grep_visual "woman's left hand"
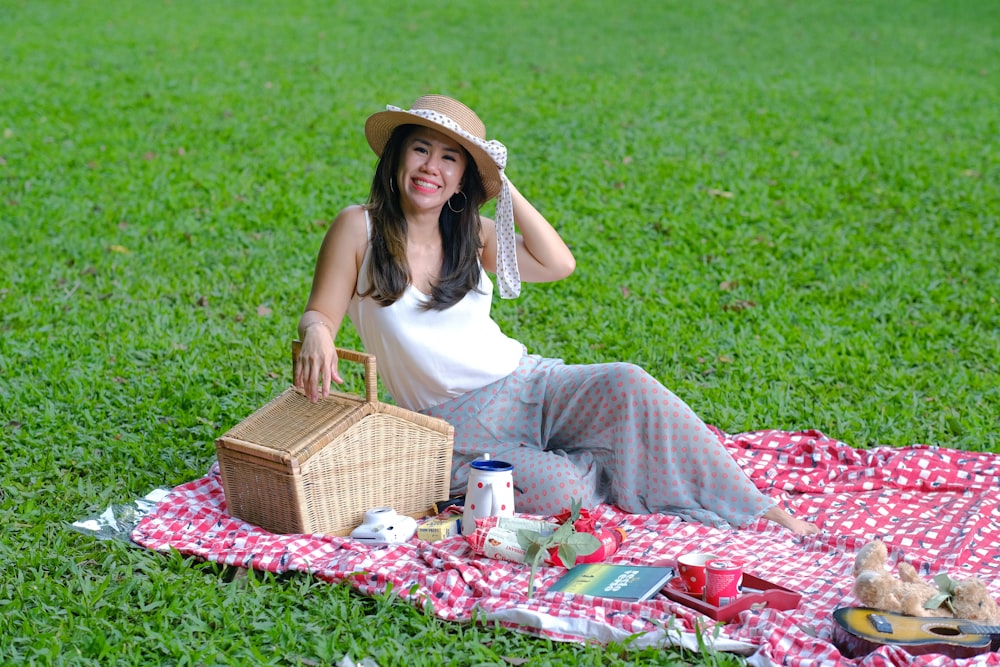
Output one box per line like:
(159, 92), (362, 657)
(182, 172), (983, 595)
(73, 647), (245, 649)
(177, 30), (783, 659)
(482, 179), (576, 283)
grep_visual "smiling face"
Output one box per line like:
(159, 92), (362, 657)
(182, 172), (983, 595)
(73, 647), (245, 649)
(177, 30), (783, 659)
(396, 127), (469, 216)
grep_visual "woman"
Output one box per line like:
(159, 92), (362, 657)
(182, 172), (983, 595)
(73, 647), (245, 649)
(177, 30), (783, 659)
(294, 94), (817, 535)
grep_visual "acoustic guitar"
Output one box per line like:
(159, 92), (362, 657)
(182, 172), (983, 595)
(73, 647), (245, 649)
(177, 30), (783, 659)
(832, 606), (1000, 659)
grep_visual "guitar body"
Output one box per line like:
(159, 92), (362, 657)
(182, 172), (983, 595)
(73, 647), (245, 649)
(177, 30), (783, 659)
(833, 607), (1000, 659)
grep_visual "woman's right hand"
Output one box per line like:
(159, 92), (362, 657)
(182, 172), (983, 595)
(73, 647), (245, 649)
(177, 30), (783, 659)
(294, 321), (343, 402)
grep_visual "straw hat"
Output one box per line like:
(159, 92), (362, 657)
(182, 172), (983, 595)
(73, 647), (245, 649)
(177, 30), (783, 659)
(364, 94), (521, 299)
(364, 95), (505, 201)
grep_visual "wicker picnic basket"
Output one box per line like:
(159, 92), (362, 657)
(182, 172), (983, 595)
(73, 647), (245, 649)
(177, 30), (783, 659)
(215, 345), (454, 536)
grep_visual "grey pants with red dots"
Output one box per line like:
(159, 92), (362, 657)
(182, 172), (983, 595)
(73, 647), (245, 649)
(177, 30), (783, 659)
(420, 354), (774, 529)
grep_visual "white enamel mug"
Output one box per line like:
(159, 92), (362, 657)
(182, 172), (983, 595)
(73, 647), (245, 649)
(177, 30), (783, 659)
(462, 455), (515, 536)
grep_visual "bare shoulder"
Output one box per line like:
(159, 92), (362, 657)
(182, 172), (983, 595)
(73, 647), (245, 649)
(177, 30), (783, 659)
(331, 204), (369, 239)
(323, 205), (368, 259)
(305, 205), (368, 316)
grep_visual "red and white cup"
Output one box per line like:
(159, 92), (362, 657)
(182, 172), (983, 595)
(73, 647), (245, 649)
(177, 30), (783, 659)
(676, 552), (717, 596)
(704, 558), (744, 606)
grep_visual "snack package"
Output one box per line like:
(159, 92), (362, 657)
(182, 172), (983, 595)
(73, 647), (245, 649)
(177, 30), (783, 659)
(465, 510), (627, 566)
(417, 515), (462, 542)
(465, 515), (557, 564)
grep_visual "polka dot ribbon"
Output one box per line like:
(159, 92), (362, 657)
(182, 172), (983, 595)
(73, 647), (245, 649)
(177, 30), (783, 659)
(387, 105), (521, 299)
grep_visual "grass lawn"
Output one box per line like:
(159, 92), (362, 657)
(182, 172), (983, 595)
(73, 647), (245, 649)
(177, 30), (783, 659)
(1, 0), (997, 664)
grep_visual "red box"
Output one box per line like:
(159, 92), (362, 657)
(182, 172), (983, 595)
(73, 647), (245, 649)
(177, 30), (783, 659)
(663, 573), (802, 622)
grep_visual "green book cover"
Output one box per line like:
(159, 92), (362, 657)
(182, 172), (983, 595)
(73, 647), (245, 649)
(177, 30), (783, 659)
(547, 564), (675, 601)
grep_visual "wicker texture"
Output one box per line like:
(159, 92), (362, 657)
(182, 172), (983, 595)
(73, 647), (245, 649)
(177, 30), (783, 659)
(215, 346), (454, 536)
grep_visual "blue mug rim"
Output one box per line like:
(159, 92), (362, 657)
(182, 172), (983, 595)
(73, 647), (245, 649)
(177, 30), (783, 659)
(470, 459), (513, 472)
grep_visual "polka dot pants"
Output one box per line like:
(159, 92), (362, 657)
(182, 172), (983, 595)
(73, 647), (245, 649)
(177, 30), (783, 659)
(421, 355), (774, 529)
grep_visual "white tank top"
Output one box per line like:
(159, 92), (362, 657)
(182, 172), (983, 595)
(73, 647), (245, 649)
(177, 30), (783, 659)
(347, 211), (524, 411)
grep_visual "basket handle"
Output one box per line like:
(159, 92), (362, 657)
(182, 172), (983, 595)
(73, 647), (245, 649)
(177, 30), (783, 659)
(291, 340), (379, 404)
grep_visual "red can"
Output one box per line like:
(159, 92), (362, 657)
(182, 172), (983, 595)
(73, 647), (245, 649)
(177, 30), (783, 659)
(548, 527), (626, 567)
(704, 558), (743, 606)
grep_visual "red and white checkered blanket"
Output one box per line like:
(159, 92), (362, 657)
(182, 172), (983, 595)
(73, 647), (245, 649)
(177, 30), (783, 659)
(133, 429), (1000, 666)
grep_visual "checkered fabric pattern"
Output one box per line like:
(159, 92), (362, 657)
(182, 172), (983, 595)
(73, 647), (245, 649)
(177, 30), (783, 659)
(133, 429), (1000, 666)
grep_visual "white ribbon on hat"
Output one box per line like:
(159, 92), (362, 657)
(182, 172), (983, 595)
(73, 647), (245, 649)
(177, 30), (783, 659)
(387, 104), (521, 299)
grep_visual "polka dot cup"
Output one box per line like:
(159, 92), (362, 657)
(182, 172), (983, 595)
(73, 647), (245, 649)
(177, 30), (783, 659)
(462, 457), (515, 536)
(676, 552), (718, 596)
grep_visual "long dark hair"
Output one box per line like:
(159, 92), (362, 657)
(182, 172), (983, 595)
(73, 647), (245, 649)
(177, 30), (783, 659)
(362, 124), (488, 311)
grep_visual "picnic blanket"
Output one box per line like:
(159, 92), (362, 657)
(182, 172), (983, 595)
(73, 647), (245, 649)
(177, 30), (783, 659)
(132, 429), (1000, 666)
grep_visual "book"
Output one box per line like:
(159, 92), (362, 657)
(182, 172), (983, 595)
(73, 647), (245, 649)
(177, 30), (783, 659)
(546, 564), (675, 601)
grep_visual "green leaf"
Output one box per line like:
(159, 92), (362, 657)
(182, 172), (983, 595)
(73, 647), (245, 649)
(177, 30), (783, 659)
(516, 529), (548, 550)
(557, 544), (578, 568)
(549, 522), (574, 543)
(565, 532), (602, 553)
(924, 591), (951, 610)
(933, 572), (960, 595)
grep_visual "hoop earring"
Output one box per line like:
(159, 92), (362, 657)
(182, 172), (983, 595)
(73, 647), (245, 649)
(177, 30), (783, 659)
(389, 178), (396, 193)
(447, 191), (467, 213)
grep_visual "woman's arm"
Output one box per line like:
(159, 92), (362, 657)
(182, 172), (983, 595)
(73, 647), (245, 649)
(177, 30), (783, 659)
(294, 205), (368, 402)
(481, 180), (575, 283)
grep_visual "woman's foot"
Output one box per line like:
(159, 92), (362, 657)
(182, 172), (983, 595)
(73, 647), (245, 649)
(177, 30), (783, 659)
(763, 506), (819, 535)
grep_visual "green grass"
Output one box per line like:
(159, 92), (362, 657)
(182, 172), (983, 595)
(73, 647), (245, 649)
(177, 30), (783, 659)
(1, 0), (997, 664)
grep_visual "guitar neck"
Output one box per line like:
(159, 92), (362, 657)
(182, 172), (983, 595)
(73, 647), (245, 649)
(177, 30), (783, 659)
(959, 623), (1000, 637)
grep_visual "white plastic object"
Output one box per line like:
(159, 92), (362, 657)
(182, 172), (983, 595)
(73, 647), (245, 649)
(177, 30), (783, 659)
(350, 507), (418, 543)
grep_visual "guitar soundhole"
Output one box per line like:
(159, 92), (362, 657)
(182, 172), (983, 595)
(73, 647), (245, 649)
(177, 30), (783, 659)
(927, 625), (962, 637)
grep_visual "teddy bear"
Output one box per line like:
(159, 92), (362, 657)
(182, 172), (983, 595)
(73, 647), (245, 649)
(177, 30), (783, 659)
(851, 539), (1000, 624)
